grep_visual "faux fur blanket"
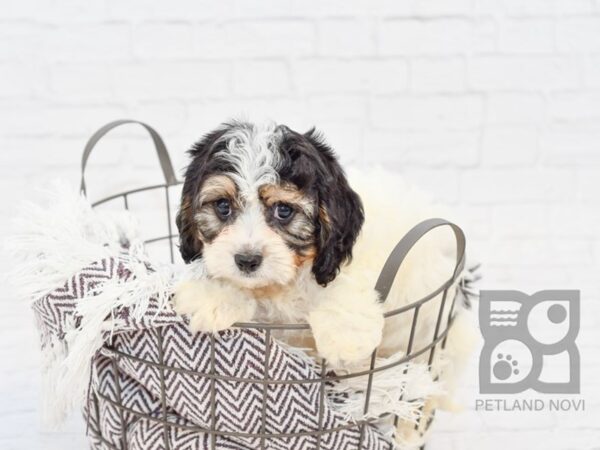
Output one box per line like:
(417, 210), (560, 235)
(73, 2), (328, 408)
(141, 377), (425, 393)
(7, 184), (443, 450)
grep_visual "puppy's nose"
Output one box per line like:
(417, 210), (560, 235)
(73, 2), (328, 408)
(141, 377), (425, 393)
(234, 252), (263, 273)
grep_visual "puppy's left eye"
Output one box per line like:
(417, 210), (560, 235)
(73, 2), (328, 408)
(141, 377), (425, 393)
(274, 203), (295, 222)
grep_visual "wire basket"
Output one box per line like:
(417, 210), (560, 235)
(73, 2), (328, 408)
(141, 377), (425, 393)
(80, 120), (466, 450)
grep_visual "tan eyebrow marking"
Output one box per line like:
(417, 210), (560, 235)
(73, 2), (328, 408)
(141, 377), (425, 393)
(259, 183), (315, 217)
(198, 175), (238, 204)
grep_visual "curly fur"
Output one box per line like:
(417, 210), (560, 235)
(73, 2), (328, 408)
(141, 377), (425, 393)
(173, 122), (478, 447)
(176, 121), (364, 287)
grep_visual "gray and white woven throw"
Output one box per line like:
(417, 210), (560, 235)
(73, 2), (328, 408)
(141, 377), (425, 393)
(33, 254), (395, 450)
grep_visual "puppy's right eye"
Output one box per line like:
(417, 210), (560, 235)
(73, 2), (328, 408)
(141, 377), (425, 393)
(214, 198), (232, 219)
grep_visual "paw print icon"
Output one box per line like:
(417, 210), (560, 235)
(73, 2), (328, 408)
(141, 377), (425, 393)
(479, 290), (580, 394)
(494, 353), (520, 380)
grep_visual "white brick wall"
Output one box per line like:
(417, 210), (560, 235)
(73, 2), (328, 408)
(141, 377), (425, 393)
(1, 0), (599, 448)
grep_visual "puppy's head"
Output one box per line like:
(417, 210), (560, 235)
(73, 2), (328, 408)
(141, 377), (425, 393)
(176, 121), (363, 290)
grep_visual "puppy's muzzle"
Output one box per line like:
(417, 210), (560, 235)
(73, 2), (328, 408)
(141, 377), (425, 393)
(234, 252), (263, 273)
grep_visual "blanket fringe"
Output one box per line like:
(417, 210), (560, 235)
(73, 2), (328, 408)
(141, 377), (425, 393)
(4, 181), (142, 301)
(4, 181), (178, 427)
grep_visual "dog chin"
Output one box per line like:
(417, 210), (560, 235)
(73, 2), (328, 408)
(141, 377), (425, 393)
(226, 274), (273, 290)
(210, 269), (292, 292)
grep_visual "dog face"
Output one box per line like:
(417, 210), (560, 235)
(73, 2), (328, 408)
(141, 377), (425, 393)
(176, 121), (363, 290)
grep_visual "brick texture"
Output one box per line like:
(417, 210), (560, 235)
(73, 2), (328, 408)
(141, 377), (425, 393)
(1, 0), (599, 449)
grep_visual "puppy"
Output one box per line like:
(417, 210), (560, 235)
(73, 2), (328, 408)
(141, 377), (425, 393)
(173, 121), (385, 365)
(173, 121), (477, 446)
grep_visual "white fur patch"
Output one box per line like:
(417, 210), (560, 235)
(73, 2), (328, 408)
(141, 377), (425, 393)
(202, 202), (298, 289)
(215, 121), (284, 200)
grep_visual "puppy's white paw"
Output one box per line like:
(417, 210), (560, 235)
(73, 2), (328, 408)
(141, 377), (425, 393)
(174, 280), (255, 333)
(309, 292), (384, 366)
(310, 322), (382, 366)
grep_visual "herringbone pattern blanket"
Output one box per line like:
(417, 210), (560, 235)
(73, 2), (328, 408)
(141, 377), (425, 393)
(33, 255), (395, 449)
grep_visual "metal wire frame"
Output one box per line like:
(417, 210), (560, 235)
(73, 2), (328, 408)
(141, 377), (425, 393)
(85, 181), (464, 450)
(75, 119), (468, 449)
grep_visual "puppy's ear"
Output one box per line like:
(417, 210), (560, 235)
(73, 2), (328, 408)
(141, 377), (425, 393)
(305, 129), (364, 286)
(176, 194), (203, 263)
(176, 129), (225, 263)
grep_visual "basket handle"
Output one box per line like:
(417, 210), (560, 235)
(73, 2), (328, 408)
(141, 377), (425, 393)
(375, 218), (466, 303)
(80, 119), (179, 195)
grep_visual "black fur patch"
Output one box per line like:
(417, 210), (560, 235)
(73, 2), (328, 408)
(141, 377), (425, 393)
(176, 128), (232, 262)
(275, 127), (364, 286)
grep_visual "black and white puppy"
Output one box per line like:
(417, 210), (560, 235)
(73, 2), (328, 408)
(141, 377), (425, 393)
(174, 121), (384, 365)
